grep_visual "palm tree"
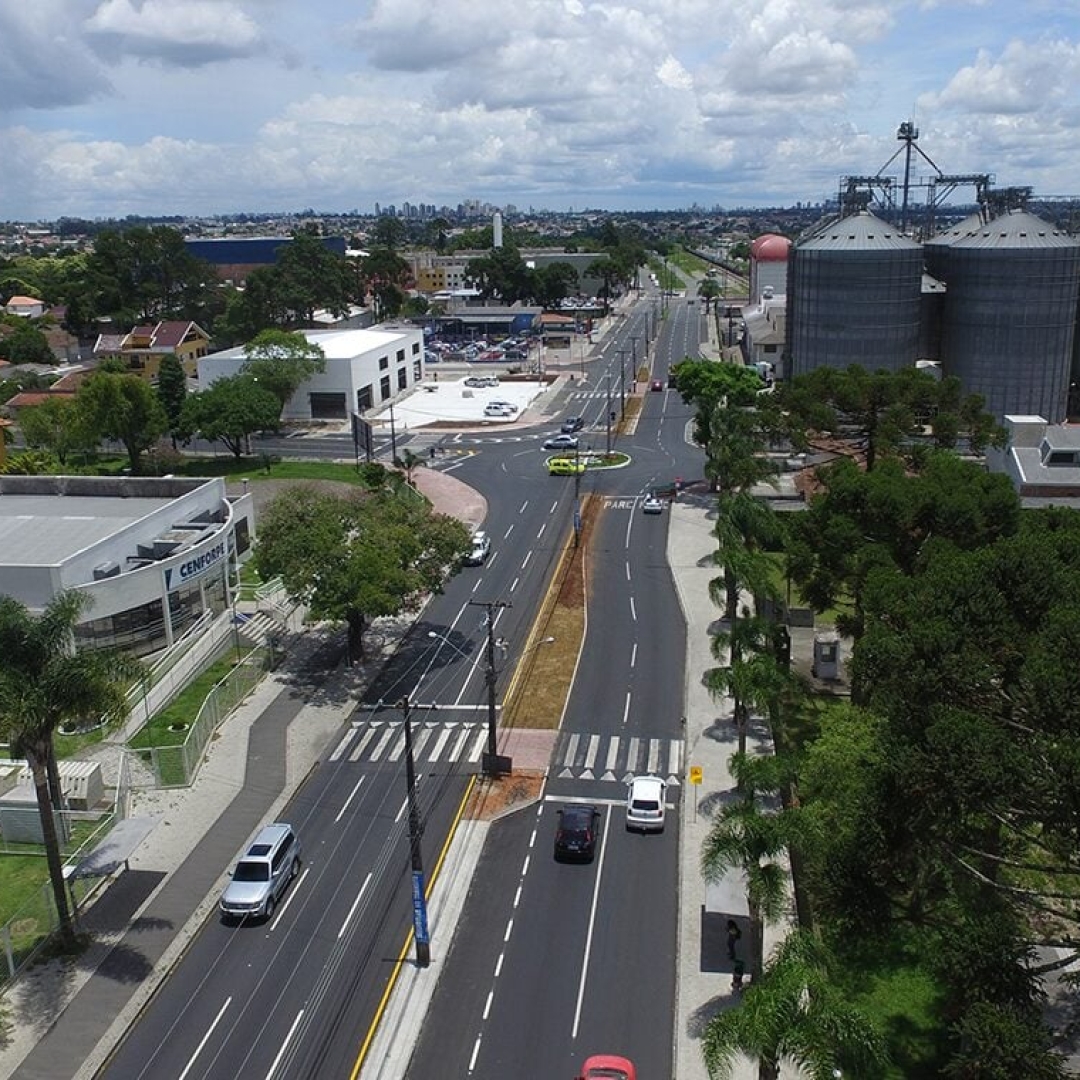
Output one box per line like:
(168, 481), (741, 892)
(701, 753), (791, 987)
(702, 928), (889, 1080)
(0, 592), (139, 948)
(395, 447), (426, 487)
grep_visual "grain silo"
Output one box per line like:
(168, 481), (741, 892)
(787, 210), (923, 377)
(932, 209), (1080, 423)
(749, 234), (791, 304)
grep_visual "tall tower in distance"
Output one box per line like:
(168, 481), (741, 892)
(493, 211), (503, 249)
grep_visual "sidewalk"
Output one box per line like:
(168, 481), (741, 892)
(669, 497), (799, 1080)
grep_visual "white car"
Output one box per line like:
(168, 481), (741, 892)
(463, 531), (491, 566)
(484, 403), (515, 417)
(626, 775), (667, 832)
(641, 495), (664, 514)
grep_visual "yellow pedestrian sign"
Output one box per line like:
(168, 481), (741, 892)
(689, 765), (703, 785)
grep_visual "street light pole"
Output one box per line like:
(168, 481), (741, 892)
(467, 599), (511, 776)
(397, 695), (431, 968)
(389, 399), (398, 463)
(630, 334), (639, 384)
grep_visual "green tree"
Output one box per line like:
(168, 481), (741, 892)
(0, 322), (55, 364)
(465, 245), (532, 304)
(697, 276), (722, 313)
(84, 226), (217, 325)
(785, 453), (1019, 642)
(156, 354), (188, 448)
(670, 358), (766, 457)
(0, 592), (138, 949)
(372, 216), (407, 251)
(254, 485), (472, 663)
(18, 396), (96, 465)
(240, 329), (326, 413)
(702, 928), (889, 1080)
(776, 366), (1005, 472)
(274, 226), (353, 326)
(395, 447), (426, 486)
(532, 262), (580, 308)
(180, 375), (281, 458)
(360, 248), (412, 318)
(75, 370), (169, 475)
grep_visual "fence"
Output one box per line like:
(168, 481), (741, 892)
(128, 642), (270, 789)
(0, 755), (129, 988)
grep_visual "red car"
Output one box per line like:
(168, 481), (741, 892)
(576, 1055), (637, 1080)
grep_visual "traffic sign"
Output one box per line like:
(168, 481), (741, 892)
(689, 765), (703, 785)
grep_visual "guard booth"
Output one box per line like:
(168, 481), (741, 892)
(811, 628), (841, 680)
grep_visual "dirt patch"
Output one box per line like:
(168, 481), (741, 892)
(465, 771), (546, 820)
(501, 495), (597, 729)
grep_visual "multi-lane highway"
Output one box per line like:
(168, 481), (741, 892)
(99, 286), (708, 1079)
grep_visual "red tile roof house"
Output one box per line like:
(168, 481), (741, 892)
(93, 320), (211, 380)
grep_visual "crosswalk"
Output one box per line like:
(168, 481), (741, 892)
(329, 720), (488, 768)
(328, 720), (685, 785)
(553, 730), (683, 785)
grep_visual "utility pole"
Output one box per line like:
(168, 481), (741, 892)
(605, 373), (613, 456)
(468, 599), (512, 776)
(389, 399), (398, 463)
(630, 334), (640, 384)
(617, 348), (627, 419)
(397, 695), (432, 967)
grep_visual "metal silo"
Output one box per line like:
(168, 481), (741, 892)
(788, 211), (923, 377)
(935, 210), (1080, 423)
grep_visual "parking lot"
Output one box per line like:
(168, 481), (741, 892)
(367, 374), (549, 429)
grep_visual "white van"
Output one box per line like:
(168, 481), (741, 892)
(220, 823), (301, 921)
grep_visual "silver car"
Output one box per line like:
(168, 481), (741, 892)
(220, 823), (301, 921)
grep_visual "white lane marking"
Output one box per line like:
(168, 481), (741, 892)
(504, 918), (514, 943)
(630, 642), (638, 669)
(269, 867), (308, 931)
(519, 500), (529, 514)
(394, 794), (409, 824)
(482, 990), (494, 1021)
(550, 500), (559, 514)
(469, 1034), (482, 1072)
(503, 523), (514, 539)
(495, 953), (504, 978)
(622, 692), (632, 727)
(338, 874), (372, 939)
(629, 596), (637, 622)
(178, 997), (231, 1080)
(625, 561), (631, 581)
(510, 576), (520, 592)
(521, 854), (530, 877)
(335, 776), (366, 823)
(572, 813), (613, 1038)
(537, 523), (546, 540)
(522, 551), (532, 569)
(263, 1008), (304, 1080)
(514, 884), (523, 908)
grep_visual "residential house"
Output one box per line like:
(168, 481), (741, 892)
(4, 295), (45, 319)
(93, 321), (211, 381)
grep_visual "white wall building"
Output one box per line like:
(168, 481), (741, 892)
(986, 415), (1080, 508)
(197, 326), (425, 421)
(0, 475), (255, 657)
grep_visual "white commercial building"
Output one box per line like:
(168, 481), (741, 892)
(0, 475), (255, 657)
(197, 326), (425, 421)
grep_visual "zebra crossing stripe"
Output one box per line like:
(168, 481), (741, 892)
(330, 723), (361, 762)
(585, 734), (600, 770)
(369, 727), (396, 761)
(348, 724), (383, 762)
(427, 726), (454, 761)
(465, 727), (487, 763)
(647, 738), (661, 774)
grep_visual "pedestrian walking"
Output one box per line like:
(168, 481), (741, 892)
(731, 959), (745, 993)
(726, 918), (741, 961)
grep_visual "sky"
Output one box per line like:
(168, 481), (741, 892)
(2, 0), (1080, 222)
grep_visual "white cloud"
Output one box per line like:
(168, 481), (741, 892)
(0, 0), (1079, 217)
(85, 0), (264, 65)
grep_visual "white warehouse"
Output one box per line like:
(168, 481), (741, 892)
(197, 326), (426, 421)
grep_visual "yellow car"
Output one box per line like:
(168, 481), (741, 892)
(548, 456), (585, 476)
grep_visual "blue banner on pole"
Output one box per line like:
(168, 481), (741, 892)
(411, 870), (430, 945)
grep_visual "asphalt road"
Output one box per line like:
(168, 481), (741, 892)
(408, 291), (703, 1078)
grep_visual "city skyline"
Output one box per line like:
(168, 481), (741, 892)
(3, 1), (1079, 222)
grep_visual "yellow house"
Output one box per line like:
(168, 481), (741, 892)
(93, 321), (211, 380)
